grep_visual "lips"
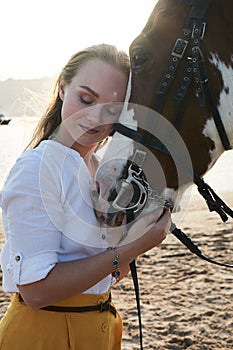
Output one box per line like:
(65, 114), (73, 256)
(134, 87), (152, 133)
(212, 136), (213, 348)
(80, 125), (99, 134)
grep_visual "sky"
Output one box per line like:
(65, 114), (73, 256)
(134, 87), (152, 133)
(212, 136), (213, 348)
(0, 0), (156, 80)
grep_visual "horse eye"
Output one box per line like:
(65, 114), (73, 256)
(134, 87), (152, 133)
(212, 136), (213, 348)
(132, 53), (148, 68)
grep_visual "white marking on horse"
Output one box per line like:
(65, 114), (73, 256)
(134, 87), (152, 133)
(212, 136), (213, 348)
(203, 53), (233, 170)
(96, 71), (136, 197)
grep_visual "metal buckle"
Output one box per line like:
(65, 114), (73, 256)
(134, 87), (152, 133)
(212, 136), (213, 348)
(112, 165), (148, 213)
(191, 22), (206, 39)
(100, 301), (110, 312)
(100, 301), (117, 317)
(132, 149), (147, 168)
(172, 38), (188, 59)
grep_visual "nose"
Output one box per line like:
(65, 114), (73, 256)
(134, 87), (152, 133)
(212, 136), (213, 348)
(85, 105), (103, 125)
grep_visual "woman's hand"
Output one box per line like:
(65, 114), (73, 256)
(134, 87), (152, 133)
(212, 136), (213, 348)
(117, 208), (171, 263)
(122, 208), (169, 244)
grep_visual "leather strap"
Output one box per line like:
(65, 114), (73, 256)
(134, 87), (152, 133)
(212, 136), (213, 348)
(19, 293), (117, 317)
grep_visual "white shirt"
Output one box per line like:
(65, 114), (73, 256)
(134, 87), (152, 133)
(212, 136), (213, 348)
(0, 140), (111, 294)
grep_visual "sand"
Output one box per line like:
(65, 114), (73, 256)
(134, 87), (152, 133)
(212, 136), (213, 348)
(1, 192), (233, 349)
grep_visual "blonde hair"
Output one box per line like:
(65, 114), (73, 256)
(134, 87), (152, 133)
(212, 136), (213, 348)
(27, 44), (130, 149)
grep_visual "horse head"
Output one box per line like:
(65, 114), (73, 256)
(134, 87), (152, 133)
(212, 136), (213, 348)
(92, 0), (233, 228)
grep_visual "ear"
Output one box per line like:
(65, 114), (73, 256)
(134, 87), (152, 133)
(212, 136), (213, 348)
(58, 79), (66, 101)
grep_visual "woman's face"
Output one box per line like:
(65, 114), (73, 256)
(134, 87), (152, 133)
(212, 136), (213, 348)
(58, 59), (128, 154)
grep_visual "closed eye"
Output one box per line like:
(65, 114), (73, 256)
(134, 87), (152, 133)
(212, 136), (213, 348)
(80, 95), (94, 105)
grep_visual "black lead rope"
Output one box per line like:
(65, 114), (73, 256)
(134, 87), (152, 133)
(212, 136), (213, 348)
(194, 174), (233, 222)
(129, 259), (143, 350)
(127, 210), (144, 350)
(171, 223), (233, 268)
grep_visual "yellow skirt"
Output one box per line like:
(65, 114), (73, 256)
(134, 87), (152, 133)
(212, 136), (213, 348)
(0, 292), (122, 350)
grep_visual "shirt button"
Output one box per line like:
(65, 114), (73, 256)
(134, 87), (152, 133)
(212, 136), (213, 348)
(101, 234), (106, 240)
(15, 255), (21, 262)
(6, 264), (12, 272)
(101, 322), (108, 332)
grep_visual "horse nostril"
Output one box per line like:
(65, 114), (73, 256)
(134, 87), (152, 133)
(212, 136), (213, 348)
(91, 190), (99, 198)
(99, 215), (106, 222)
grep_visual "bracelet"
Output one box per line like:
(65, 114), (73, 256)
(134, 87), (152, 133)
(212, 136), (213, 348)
(107, 247), (120, 282)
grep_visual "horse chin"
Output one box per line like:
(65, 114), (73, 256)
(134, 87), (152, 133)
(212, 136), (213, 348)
(91, 188), (124, 227)
(94, 208), (127, 227)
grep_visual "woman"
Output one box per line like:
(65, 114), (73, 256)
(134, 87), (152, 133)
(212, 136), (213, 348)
(0, 44), (171, 349)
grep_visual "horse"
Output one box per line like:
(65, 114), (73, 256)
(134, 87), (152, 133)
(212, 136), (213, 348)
(92, 0), (233, 238)
(92, 3), (233, 346)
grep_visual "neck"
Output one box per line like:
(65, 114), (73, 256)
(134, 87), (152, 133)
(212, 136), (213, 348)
(71, 142), (96, 159)
(50, 125), (97, 158)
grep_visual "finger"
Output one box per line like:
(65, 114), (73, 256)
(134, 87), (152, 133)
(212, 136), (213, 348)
(118, 222), (155, 246)
(159, 210), (172, 233)
(139, 208), (164, 225)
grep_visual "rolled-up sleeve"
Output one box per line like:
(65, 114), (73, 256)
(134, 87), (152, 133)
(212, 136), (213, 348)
(1, 150), (64, 286)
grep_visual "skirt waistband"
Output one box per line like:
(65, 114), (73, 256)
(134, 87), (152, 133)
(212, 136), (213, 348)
(17, 291), (116, 317)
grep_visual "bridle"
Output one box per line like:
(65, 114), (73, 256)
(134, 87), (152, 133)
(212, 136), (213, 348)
(114, 0), (231, 214)
(154, 0), (231, 151)
(112, 0), (233, 257)
(110, 2), (233, 347)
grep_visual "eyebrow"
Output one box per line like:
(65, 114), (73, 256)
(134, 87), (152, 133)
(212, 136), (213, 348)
(80, 85), (99, 98)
